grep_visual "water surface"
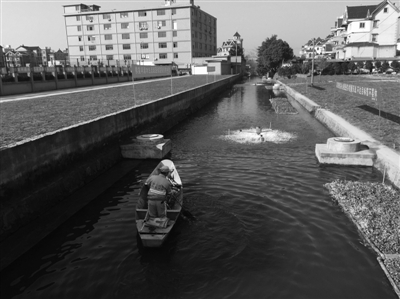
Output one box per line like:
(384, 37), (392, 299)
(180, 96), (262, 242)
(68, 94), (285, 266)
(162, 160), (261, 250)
(1, 78), (396, 299)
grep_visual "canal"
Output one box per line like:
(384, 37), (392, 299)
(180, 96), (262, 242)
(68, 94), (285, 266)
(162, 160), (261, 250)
(1, 77), (396, 299)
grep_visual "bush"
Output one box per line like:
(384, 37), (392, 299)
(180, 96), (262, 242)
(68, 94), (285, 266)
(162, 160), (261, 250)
(381, 61), (390, 72)
(365, 61), (373, 72)
(390, 60), (400, 72)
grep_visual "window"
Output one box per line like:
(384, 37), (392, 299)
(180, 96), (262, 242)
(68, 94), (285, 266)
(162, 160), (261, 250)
(103, 14), (110, 19)
(173, 42), (178, 48)
(105, 34), (112, 40)
(75, 5), (80, 11)
(77, 25), (82, 31)
(87, 25), (94, 31)
(88, 36), (95, 41)
(140, 43), (149, 49)
(122, 33), (130, 39)
(80, 56), (85, 61)
(383, 7), (388, 13)
(78, 36), (82, 41)
(159, 53), (167, 59)
(373, 20), (379, 28)
(139, 22), (148, 30)
(121, 23), (129, 29)
(89, 45), (96, 51)
(359, 22), (365, 28)
(138, 11), (147, 17)
(106, 55), (113, 60)
(120, 12), (128, 18)
(86, 15), (93, 21)
(157, 9), (165, 16)
(90, 55), (97, 60)
(159, 42), (167, 48)
(123, 54), (131, 60)
(174, 53), (178, 59)
(140, 32), (148, 38)
(141, 54), (148, 59)
(79, 46), (83, 51)
(106, 45), (113, 50)
(123, 44), (131, 50)
(76, 16), (81, 21)
(157, 20), (166, 28)
(104, 24), (111, 30)
(372, 34), (378, 42)
(172, 9), (176, 15)
(173, 31), (177, 37)
(172, 20), (177, 29)
(158, 31), (167, 38)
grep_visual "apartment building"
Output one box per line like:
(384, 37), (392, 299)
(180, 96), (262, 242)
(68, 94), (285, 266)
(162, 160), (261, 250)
(341, 0), (400, 59)
(300, 0), (400, 61)
(63, 0), (217, 68)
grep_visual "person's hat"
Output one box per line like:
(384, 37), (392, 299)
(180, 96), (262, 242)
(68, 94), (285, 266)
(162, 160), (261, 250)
(159, 165), (170, 173)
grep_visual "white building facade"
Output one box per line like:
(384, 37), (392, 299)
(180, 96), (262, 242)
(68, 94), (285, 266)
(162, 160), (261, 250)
(63, 0), (217, 68)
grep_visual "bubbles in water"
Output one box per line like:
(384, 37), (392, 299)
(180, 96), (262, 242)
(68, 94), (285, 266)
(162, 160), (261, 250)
(218, 128), (297, 144)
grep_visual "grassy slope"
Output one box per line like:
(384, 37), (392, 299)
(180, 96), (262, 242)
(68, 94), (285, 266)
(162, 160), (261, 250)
(0, 75), (228, 148)
(279, 75), (400, 151)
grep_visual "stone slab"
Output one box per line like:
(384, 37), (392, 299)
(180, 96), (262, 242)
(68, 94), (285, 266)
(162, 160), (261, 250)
(315, 144), (376, 166)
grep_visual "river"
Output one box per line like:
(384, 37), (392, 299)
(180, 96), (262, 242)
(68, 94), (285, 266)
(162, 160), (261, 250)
(1, 77), (396, 299)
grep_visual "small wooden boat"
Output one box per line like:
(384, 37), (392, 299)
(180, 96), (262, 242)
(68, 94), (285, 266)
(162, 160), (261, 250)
(135, 159), (183, 247)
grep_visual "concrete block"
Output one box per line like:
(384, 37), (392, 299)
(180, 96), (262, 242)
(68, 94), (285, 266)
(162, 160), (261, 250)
(315, 144), (376, 166)
(120, 139), (171, 159)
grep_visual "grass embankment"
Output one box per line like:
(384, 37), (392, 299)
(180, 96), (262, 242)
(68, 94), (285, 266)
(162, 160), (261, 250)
(279, 75), (400, 152)
(0, 75), (229, 148)
(325, 180), (400, 294)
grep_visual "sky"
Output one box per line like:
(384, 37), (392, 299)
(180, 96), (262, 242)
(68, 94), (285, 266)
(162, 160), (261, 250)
(1, 0), (397, 57)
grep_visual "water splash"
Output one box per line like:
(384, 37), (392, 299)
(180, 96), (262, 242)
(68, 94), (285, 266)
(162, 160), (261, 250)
(218, 128), (297, 144)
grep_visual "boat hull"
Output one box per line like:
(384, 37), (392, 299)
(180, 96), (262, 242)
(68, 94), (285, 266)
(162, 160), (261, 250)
(135, 159), (183, 247)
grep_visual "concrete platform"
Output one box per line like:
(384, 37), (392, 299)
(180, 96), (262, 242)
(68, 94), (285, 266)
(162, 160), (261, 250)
(120, 134), (172, 159)
(316, 142), (376, 166)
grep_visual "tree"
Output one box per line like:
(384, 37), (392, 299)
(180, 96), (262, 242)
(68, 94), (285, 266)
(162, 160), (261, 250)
(229, 44), (244, 57)
(348, 61), (357, 74)
(341, 62), (349, 74)
(256, 35), (294, 77)
(381, 61), (390, 72)
(333, 62), (342, 75)
(374, 61), (382, 72)
(390, 60), (400, 72)
(302, 61), (311, 74)
(365, 61), (373, 73)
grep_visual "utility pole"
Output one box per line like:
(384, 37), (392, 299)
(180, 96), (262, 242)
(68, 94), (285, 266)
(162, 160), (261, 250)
(311, 38), (315, 86)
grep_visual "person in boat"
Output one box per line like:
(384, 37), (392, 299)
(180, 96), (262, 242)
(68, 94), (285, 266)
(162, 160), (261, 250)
(145, 165), (173, 218)
(259, 134), (264, 142)
(256, 126), (262, 135)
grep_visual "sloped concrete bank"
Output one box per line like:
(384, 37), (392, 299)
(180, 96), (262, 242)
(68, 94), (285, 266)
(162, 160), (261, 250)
(282, 82), (400, 189)
(0, 75), (240, 248)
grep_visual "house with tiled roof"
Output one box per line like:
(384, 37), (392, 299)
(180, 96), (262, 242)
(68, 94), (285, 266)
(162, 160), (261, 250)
(300, 0), (400, 61)
(299, 36), (335, 60)
(15, 45), (43, 66)
(341, 0), (400, 60)
(329, 16), (348, 59)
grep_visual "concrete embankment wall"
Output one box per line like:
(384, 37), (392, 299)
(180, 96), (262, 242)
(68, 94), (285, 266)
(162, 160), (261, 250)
(282, 82), (400, 189)
(0, 75), (240, 239)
